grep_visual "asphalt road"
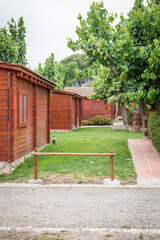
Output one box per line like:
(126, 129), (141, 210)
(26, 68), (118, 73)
(0, 185), (160, 229)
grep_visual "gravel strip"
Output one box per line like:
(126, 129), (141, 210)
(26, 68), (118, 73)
(0, 186), (160, 229)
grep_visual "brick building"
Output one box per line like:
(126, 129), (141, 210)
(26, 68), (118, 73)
(50, 90), (83, 130)
(0, 61), (56, 173)
(64, 87), (115, 120)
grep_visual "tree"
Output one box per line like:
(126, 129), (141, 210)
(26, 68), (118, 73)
(0, 17), (27, 65)
(0, 27), (17, 63)
(63, 61), (78, 86)
(68, 0), (160, 128)
(60, 53), (86, 71)
(35, 53), (79, 89)
(60, 53), (92, 86)
(35, 53), (63, 90)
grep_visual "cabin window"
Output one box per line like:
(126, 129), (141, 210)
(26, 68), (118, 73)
(20, 94), (23, 122)
(24, 95), (28, 122)
(18, 92), (28, 127)
(97, 101), (101, 110)
(92, 101), (101, 110)
(93, 101), (96, 110)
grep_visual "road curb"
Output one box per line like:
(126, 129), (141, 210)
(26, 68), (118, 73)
(1, 227), (160, 234)
(0, 183), (160, 188)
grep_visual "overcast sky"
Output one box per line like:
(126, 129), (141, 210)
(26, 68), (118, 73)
(0, 0), (136, 69)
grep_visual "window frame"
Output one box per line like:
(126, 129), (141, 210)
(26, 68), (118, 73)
(92, 100), (101, 110)
(17, 90), (28, 128)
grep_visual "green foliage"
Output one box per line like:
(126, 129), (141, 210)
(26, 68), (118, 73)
(42, 53), (55, 81)
(0, 27), (17, 62)
(62, 61), (77, 86)
(60, 53), (92, 86)
(35, 53), (91, 88)
(0, 17), (27, 65)
(148, 111), (160, 152)
(81, 120), (89, 126)
(60, 53), (86, 71)
(68, 0), (160, 111)
(35, 53), (63, 89)
(82, 115), (112, 126)
(35, 53), (79, 89)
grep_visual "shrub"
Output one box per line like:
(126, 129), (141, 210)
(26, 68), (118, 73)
(148, 111), (160, 153)
(81, 115), (112, 126)
(81, 120), (88, 126)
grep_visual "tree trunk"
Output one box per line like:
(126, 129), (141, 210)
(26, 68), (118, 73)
(120, 103), (128, 126)
(115, 104), (119, 119)
(130, 103), (142, 132)
(139, 99), (148, 136)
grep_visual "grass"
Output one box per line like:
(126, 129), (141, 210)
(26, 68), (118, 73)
(0, 127), (142, 183)
(121, 224), (131, 229)
(139, 232), (144, 239)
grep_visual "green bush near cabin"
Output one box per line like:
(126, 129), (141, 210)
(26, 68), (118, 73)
(148, 111), (160, 153)
(81, 115), (112, 126)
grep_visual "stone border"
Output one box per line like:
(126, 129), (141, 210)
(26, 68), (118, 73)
(112, 125), (129, 130)
(50, 129), (71, 132)
(1, 226), (160, 234)
(0, 183), (160, 188)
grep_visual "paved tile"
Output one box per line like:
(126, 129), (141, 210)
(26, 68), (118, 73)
(128, 138), (160, 181)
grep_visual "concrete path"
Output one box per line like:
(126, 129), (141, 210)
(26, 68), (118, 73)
(0, 185), (160, 229)
(128, 138), (160, 186)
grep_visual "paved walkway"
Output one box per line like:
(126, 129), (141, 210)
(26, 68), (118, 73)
(128, 138), (160, 185)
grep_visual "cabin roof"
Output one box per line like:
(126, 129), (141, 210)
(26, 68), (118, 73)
(53, 89), (83, 99)
(0, 61), (56, 89)
(64, 86), (94, 97)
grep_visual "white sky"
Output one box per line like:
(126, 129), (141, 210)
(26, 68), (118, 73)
(0, 0), (136, 69)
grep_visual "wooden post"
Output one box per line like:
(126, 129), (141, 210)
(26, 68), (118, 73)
(34, 147), (38, 180)
(110, 150), (114, 181)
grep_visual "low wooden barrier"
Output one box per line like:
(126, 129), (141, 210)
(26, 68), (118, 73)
(32, 148), (116, 181)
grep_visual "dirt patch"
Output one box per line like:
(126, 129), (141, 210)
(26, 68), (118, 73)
(1, 172), (137, 185)
(40, 173), (136, 185)
(41, 173), (105, 184)
(0, 230), (66, 240)
(1, 230), (160, 240)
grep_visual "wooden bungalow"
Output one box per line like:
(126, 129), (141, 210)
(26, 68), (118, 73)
(64, 87), (115, 120)
(0, 61), (56, 173)
(50, 90), (83, 130)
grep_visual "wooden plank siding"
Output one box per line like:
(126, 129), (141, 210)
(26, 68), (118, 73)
(50, 92), (70, 130)
(0, 61), (56, 163)
(15, 78), (34, 160)
(0, 70), (9, 162)
(82, 99), (115, 120)
(37, 86), (48, 148)
(50, 90), (83, 130)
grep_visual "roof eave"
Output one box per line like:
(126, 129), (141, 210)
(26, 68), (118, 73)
(0, 61), (56, 89)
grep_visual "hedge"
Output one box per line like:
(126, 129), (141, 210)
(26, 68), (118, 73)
(81, 115), (113, 126)
(148, 112), (160, 153)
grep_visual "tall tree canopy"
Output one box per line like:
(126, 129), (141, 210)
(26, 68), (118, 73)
(60, 53), (86, 71)
(60, 53), (92, 86)
(68, 0), (160, 119)
(35, 53), (79, 89)
(35, 53), (63, 90)
(0, 17), (27, 65)
(35, 53), (90, 88)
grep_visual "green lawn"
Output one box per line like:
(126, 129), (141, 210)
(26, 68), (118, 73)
(0, 127), (142, 183)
